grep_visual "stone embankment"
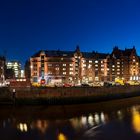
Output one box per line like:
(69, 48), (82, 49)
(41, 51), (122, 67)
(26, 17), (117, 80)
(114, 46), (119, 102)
(8, 85), (140, 105)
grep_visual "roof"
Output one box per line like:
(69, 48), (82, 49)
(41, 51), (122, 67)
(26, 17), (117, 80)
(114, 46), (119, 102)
(31, 50), (75, 58)
(31, 50), (109, 59)
(82, 52), (94, 58)
(110, 47), (136, 59)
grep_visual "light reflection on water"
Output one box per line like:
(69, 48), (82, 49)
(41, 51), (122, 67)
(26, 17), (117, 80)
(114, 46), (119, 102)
(1, 103), (140, 139)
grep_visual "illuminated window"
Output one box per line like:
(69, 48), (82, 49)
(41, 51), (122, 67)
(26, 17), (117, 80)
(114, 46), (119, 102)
(117, 72), (120, 75)
(70, 68), (73, 70)
(95, 64), (98, 67)
(117, 69), (120, 71)
(101, 64), (104, 67)
(83, 64), (86, 67)
(55, 67), (59, 70)
(88, 64), (92, 68)
(63, 72), (66, 75)
(63, 68), (66, 70)
(95, 77), (99, 81)
(95, 60), (98, 63)
(117, 62), (120, 64)
(89, 60), (92, 63)
(117, 65), (120, 68)
(63, 64), (66, 66)
(69, 72), (73, 75)
(70, 64), (73, 66)
(112, 65), (115, 67)
(101, 68), (104, 71)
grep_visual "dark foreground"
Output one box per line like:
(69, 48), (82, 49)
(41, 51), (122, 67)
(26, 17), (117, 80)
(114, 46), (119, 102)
(1, 96), (140, 140)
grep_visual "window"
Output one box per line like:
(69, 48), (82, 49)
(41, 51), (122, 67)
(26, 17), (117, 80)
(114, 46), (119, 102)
(70, 64), (73, 66)
(55, 67), (59, 70)
(41, 55), (44, 59)
(69, 72), (73, 75)
(63, 68), (66, 70)
(95, 60), (98, 63)
(112, 65), (115, 67)
(70, 68), (73, 70)
(88, 64), (92, 68)
(63, 64), (66, 66)
(63, 72), (66, 75)
(83, 64), (86, 67)
(101, 64), (104, 67)
(89, 60), (92, 63)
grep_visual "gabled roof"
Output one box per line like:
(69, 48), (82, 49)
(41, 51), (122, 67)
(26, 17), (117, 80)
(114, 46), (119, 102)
(123, 49), (133, 57)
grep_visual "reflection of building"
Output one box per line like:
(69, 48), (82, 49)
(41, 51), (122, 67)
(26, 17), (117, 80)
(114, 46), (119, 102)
(30, 46), (140, 85)
(6, 61), (21, 78)
(0, 56), (6, 83)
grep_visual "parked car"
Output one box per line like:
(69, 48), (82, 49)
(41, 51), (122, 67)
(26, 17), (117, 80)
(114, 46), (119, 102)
(81, 83), (90, 87)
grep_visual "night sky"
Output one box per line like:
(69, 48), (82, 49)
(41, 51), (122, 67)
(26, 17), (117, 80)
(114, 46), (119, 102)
(0, 0), (140, 67)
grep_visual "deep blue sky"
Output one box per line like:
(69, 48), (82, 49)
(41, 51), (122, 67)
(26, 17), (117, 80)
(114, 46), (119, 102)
(0, 0), (140, 66)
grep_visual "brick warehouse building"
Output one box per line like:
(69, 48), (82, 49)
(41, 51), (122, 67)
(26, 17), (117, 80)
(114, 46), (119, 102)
(29, 46), (140, 85)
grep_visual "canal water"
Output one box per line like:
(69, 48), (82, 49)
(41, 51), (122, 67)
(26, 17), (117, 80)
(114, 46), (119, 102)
(1, 97), (140, 140)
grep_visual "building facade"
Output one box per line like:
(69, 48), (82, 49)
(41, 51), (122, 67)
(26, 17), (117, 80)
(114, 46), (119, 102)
(30, 46), (108, 85)
(107, 46), (140, 82)
(30, 46), (140, 85)
(0, 56), (5, 84)
(6, 61), (21, 78)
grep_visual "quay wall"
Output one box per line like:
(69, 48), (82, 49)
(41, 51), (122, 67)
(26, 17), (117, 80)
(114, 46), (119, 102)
(10, 86), (140, 105)
(15, 86), (140, 98)
(1, 86), (140, 105)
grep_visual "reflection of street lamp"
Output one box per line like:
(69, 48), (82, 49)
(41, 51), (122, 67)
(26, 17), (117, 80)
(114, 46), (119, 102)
(58, 133), (67, 140)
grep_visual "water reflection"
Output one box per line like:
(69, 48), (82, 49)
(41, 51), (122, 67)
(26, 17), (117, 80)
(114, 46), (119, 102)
(58, 133), (67, 140)
(1, 102), (140, 139)
(131, 106), (140, 133)
(17, 123), (28, 132)
(31, 120), (48, 133)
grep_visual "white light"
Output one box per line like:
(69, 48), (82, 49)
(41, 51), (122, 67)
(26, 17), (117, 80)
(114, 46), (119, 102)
(101, 112), (105, 123)
(95, 113), (100, 124)
(81, 116), (87, 125)
(88, 115), (94, 126)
